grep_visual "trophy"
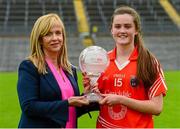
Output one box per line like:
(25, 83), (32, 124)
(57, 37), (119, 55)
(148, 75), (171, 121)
(79, 46), (109, 102)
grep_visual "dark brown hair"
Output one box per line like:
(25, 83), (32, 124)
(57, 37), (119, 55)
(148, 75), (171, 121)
(111, 6), (161, 88)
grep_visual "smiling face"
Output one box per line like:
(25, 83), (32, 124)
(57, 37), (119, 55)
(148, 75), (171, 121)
(111, 14), (138, 46)
(41, 22), (63, 56)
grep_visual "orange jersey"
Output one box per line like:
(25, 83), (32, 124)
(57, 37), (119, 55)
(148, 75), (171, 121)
(97, 47), (167, 128)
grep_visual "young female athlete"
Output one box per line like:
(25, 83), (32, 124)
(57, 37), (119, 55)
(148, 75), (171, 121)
(83, 6), (167, 128)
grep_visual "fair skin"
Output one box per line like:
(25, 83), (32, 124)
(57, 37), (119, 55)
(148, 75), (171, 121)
(42, 23), (63, 66)
(111, 14), (137, 65)
(42, 22), (89, 107)
(83, 14), (163, 115)
(100, 14), (163, 115)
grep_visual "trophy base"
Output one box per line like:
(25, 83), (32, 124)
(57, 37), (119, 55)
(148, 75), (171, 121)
(85, 92), (102, 103)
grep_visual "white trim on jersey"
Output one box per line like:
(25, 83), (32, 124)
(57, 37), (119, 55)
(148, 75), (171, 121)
(149, 77), (161, 98)
(115, 60), (130, 71)
(160, 75), (167, 90)
(148, 74), (167, 98)
(98, 116), (122, 128)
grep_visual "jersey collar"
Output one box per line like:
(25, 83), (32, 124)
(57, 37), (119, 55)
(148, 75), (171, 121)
(108, 46), (138, 61)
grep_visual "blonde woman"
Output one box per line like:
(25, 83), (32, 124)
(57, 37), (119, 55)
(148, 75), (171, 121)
(17, 13), (89, 128)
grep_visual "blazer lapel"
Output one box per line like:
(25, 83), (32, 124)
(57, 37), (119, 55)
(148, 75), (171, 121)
(64, 70), (80, 96)
(44, 67), (62, 97)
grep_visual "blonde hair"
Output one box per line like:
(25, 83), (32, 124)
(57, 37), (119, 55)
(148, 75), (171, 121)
(111, 6), (160, 88)
(28, 13), (72, 74)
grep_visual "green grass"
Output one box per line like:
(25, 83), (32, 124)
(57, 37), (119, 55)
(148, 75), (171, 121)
(154, 71), (180, 128)
(0, 71), (180, 128)
(0, 72), (20, 127)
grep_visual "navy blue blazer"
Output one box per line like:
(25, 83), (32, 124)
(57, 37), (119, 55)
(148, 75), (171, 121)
(17, 60), (82, 128)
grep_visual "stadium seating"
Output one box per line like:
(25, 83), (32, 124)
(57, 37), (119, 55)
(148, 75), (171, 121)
(0, 0), (179, 36)
(0, 0), (78, 36)
(83, 0), (179, 35)
(170, 0), (180, 13)
(0, 36), (180, 71)
(0, 37), (29, 71)
(0, 37), (85, 71)
(0, 0), (179, 71)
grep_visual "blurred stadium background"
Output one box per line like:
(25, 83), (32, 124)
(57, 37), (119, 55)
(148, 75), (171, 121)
(0, 0), (179, 71)
(0, 0), (180, 128)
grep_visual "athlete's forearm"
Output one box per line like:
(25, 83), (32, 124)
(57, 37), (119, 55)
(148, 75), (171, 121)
(119, 94), (163, 115)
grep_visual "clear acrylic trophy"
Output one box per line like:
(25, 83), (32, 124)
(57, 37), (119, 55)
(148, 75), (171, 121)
(79, 46), (109, 102)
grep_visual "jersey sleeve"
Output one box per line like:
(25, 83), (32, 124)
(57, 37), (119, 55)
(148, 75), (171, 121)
(148, 68), (167, 99)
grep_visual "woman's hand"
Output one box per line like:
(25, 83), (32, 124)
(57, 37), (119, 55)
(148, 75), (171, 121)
(68, 96), (89, 107)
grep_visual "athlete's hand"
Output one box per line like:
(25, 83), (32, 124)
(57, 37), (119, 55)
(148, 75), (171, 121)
(99, 94), (123, 106)
(82, 72), (100, 94)
(91, 82), (100, 94)
(82, 72), (91, 94)
(68, 96), (89, 107)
